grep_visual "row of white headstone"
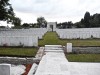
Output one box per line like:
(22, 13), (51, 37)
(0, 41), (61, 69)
(0, 28), (47, 39)
(0, 28), (47, 47)
(56, 28), (100, 39)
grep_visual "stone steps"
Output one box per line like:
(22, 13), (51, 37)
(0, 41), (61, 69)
(45, 45), (63, 52)
(35, 45), (70, 75)
(35, 45), (96, 75)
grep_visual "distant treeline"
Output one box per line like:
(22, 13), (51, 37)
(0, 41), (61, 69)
(57, 12), (100, 28)
(21, 12), (100, 29)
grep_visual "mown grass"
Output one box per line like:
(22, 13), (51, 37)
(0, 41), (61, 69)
(66, 54), (100, 62)
(39, 32), (100, 62)
(39, 32), (100, 46)
(39, 32), (60, 46)
(0, 48), (37, 57)
(1, 32), (100, 59)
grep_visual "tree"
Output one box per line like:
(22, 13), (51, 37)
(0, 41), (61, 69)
(57, 23), (62, 28)
(83, 11), (91, 27)
(74, 22), (84, 28)
(31, 23), (38, 28)
(62, 22), (68, 28)
(67, 21), (73, 28)
(75, 12), (100, 28)
(0, 0), (15, 21)
(37, 17), (47, 28)
(0, 0), (22, 28)
(22, 23), (30, 28)
(12, 17), (21, 27)
(81, 18), (84, 24)
(90, 14), (100, 27)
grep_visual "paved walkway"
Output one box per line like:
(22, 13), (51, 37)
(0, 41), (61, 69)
(35, 45), (100, 75)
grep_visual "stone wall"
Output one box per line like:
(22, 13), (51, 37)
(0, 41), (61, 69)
(0, 57), (40, 64)
(72, 47), (100, 54)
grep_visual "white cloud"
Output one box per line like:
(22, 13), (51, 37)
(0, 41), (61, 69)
(7, 0), (100, 24)
(14, 11), (37, 23)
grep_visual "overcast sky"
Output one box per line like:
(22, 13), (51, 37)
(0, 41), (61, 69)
(1, 0), (100, 26)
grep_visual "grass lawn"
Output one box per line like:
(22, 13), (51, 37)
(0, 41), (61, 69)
(66, 54), (100, 62)
(39, 32), (100, 62)
(0, 32), (100, 59)
(0, 48), (37, 57)
(39, 32), (100, 46)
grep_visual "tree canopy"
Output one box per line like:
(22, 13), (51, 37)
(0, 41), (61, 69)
(57, 21), (73, 29)
(0, 0), (14, 21)
(83, 11), (91, 27)
(0, 0), (21, 27)
(75, 11), (100, 28)
(37, 17), (47, 28)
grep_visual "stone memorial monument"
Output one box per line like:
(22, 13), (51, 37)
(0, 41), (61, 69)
(47, 22), (57, 32)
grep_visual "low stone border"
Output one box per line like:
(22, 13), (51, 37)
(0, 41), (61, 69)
(0, 57), (40, 64)
(73, 46), (100, 54)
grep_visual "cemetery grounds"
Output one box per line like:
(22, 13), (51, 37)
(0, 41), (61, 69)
(0, 32), (100, 62)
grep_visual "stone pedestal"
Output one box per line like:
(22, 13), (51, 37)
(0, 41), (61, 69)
(66, 43), (72, 53)
(0, 64), (11, 75)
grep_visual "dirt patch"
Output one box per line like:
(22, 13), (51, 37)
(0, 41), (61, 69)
(23, 64), (32, 75)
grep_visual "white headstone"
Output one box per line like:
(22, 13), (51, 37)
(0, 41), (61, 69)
(0, 64), (11, 75)
(66, 43), (72, 53)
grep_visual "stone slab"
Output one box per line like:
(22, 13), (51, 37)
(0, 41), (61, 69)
(68, 62), (100, 75)
(0, 64), (11, 75)
(45, 50), (63, 52)
(45, 45), (62, 47)
(67, 43), (72, 53)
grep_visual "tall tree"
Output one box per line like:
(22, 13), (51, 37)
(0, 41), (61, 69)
(12, 17), (21, 27)
(0, 0), (22, 28)
(84, 11), (91, 27)
(37, 17), (47, 28)
(67, 21), (73, 28)
(0, 0), (15, 21)
(90, 14), (100, 27)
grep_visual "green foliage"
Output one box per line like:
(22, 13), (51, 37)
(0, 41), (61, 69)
(0, 0), (14, 21)
(74, 22), (83, 28)
(83, 11), (91, 28)
(66, 54), (100, 62)
(37, 17), (47, 28)
(31, 23), (38, 28)
(12, 17), (21, 27)
(90, 14), (100, 27)
(0, 0), (22, 27)
(22, 23), (30, 28)
(21, 23), (41, 28)
(67, 21), (73, 28)
(57, 21), (73, 29)
(77, 12), (100, 28)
